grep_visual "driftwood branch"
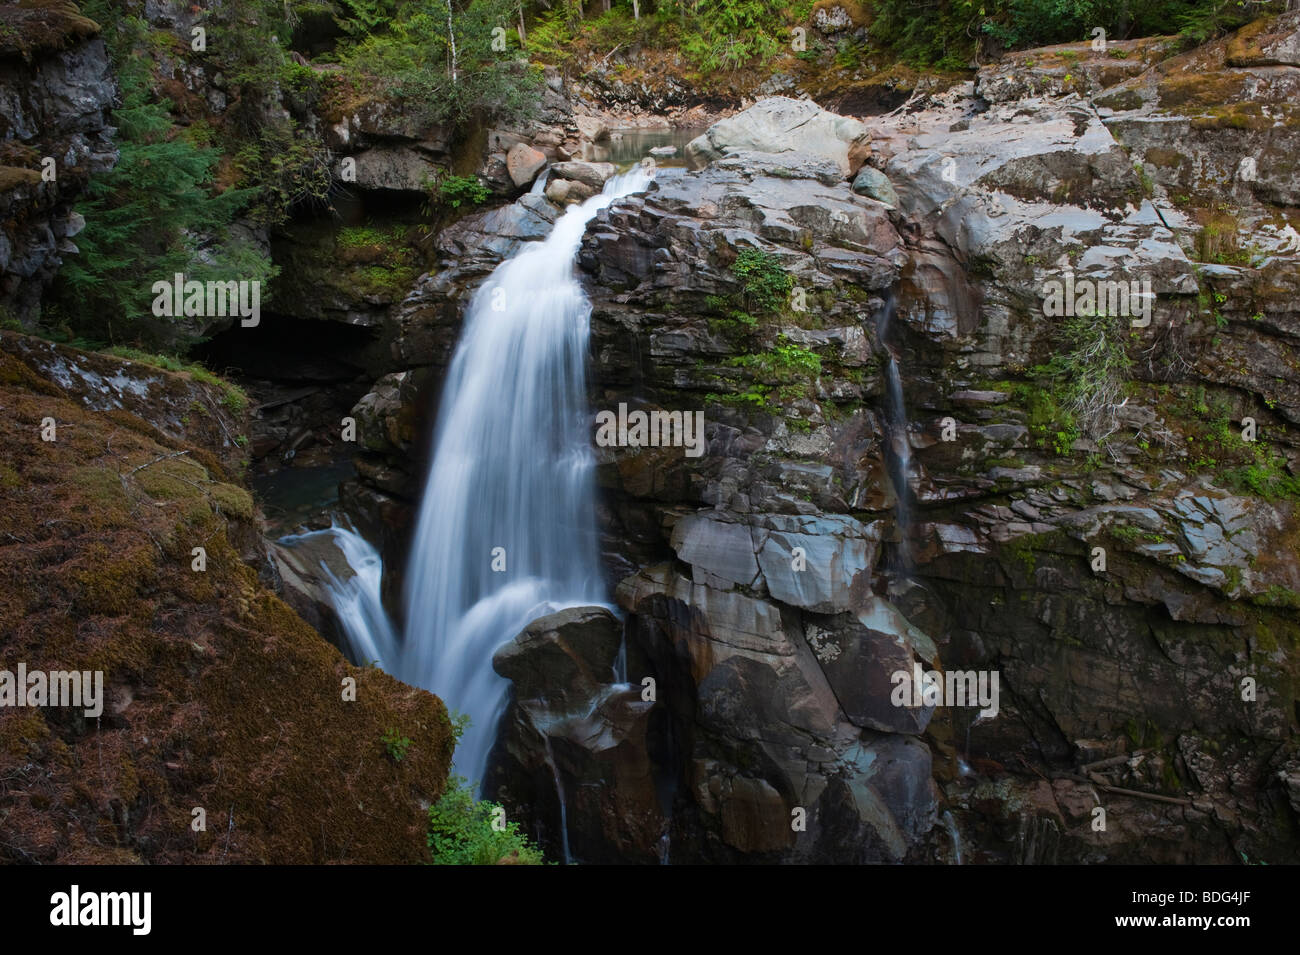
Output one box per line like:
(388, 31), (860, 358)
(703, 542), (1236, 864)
(125, 449), (190, 477)
(1056, 771), (1194, 806)
(1080, 753), (1135, 773)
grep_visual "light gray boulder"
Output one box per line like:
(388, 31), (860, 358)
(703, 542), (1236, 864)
(686, 96), (870, 177)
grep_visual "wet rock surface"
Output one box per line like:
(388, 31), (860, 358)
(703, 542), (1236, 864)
(468, 42), (1300, 862)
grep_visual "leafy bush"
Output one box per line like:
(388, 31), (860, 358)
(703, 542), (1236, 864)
(231, 121), (334, 225)
(337, 225), (395, 249)
(1227, 456), (1300, 499)
(438, 174), (491, 208)
(427, 774), (545, 864)
(382, 728), (412, 761)
(1016, 382), (1081, 456)
(728, 338), (822, 380)
(713, 335), (823, 412)
(1036, 311), (1132, 447)
(730, 248), (793, 313)
(423, 709), (544, 863)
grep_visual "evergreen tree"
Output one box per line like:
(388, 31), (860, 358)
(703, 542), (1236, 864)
(51, 6), (275, 345)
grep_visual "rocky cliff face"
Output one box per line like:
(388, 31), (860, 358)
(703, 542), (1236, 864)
(566, 34), (1299, 862)
(16, 0), (1295, 866)
(0, 1), (117, 323)
(341, 20), (1300, 863)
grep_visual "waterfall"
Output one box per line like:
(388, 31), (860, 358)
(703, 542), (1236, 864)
(876, 294), (914, 571)
(399, 167), (653, 787)
(541, 736), (573, 865)
(613, 624), (628, 685)
(942, 811), (964, 865)
(279, 521), (399, 667)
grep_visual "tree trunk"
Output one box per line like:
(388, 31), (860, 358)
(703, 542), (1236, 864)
(447, 1), (458, 85)
(632, 0), (639, 19)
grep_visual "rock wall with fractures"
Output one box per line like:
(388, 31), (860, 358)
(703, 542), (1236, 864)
(474, 36), (1300, 861)
(0, 2), (117, 323)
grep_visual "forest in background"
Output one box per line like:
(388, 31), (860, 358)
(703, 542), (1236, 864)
(27, 0), (1284, 350)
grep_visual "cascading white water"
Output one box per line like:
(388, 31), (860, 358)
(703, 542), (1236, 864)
(877, 295), (914, 571)
(942, 810), (964, 865)
(541, 736), (573, 865)
(884, 359), (913, 527)
(279, 521), (400, 667)
(399, 167), (653, 786)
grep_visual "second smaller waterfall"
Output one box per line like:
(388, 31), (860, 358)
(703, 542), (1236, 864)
(876, 295), (915, 572)
(278, 521), (399, 667)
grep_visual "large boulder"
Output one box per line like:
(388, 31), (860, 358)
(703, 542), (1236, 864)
(506, 142), (547, 187)
(575, 115), (609, 142)
(492, 606), (623, 710)
(606, 565), (938, 862)
(807, 598), (940, 735)
(686, 96), (871, 177)
(351, 146), (439, 191)
(485, 606), (663, 863)
(550, 160), (616, 190)
(545, 176), (596, 206)
(851, 165), (900, 207)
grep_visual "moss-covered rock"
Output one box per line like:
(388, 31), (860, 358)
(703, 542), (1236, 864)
(0, 0), (100, 62)
(271, 218), (425, 330)
(0, 337), (454, 863)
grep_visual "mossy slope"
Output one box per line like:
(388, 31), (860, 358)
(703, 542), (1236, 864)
(0, 336), (453, 863)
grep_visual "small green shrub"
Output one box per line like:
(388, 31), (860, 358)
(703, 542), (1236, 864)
(427, 774), (545, 865)
(382, 728), (412, 762)
(1035, 311), (1132, 448)
(438, 174), (490, 209)
(711, 336), (823, 412)
(337, 225), (392, 249)
(730, 248), (792, 314)
(1224, 452), (1300, 500)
